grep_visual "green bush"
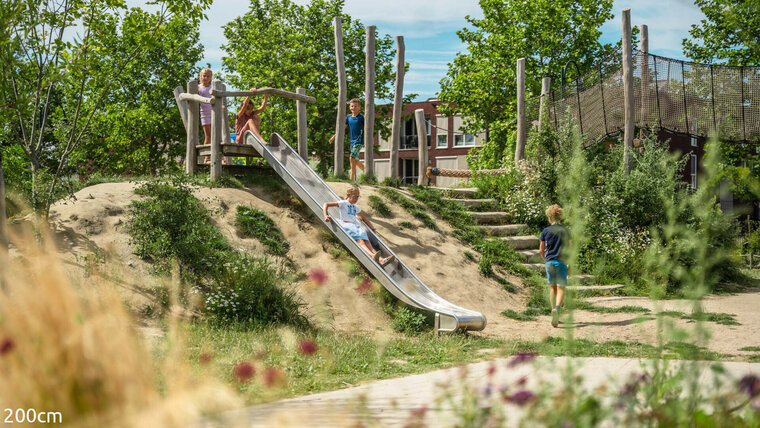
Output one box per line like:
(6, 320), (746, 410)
(391, 306), (429, 335)
(236, 205), (290, 256)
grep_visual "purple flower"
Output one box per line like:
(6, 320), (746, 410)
(482, 384), (493, 397)
(508, 352), (536, 368)
(233, 361), (256, 383)
(308, 268), (328, 286)
(0, 338), (14, 356)
(739, 375), (760, 398)
(506, 390), (536, 406)
(487, 363), (497, 377)
(298, 338), (318, 356)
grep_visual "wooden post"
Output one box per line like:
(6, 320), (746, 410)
(210, 79), (224, 181)
(390, 35), (405, 179)
(221, 82), (233, 165)
(538, 77), (551, 132)
(333, 17), (346, 176)
(364, 25), (376, 179)
(297, 87), (308, 160)
(173, 86), (189, 130)
(622, 8), (635, 175)
(185, 80), (199, 175)
(415, 109), (428, 185)
(640, 24), (649, 132)
(514, 57), (526, 163)
(0, 156), (7, 249)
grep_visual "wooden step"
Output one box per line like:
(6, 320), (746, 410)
(441, 197), (496, 208)
(469, 211), (510, 224)
(490, 235), (540, 250)
(196, 143), (261, 158)
(480, 224), (527, 236)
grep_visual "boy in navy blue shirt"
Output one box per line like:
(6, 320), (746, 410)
(330, 98), (366, 181)
(539, 204), (570, 327)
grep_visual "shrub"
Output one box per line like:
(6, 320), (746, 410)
(391, 306), (429, 335)
(236, 205), (290, 256)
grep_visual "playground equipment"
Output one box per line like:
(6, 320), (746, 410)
(244, 129), (486, 334)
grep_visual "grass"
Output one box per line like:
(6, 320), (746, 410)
(377, 188), (438, 231)
(236, 206), (290, 256)
(739, 346), (760, 352)
(367, 195), (392, 218)
(398, 221), (416, 230)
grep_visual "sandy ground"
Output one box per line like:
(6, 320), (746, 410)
(36, 181), (760, 358)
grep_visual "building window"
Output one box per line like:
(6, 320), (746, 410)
(402, 158), (418, 185)
(691, 154), (698, 190)
(691, 134), (697, 147)
(437, 134), (448, 148)
(454, 133), (475, 146)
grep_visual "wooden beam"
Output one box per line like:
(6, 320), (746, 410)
(334, 16), (346, 176)
(514, 57), (526, 163)
(622, 8), (634, 175)
(210, 87), (316, 104)
(210, 79), (224, 181)
(640, 24), (649, 132)
(173, 86), (189, 130)
(297, 87), (308, 160)
(390, 35), (405, 179)
(415, 109), (428, 185)
(185, 80), (199, 175)
(364, 25), (376, 179)
(179, 92), (214, 105)
(0, 156), (7, 249)
(538, 77), (551, 132)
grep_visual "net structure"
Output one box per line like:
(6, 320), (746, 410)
(527, 49), (760, 144)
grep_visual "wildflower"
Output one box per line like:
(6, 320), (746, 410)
(263, 366), (287, 388)
(0, 337), (14, 356)
(308, 268), (328, 286)
(200, 352), (214, 365)
(739, 374), (760, 398)
(507, 352), (536, 367)
(487, 363), (497, 377)
(409, 406), (427, 419)
(298, 338), (318, 356)
(482, 384), (493, 397)
(355, 277), (372, 294)
(516, 375), (528, 386)
(233, 361), (256, 383)
(506, 390), (536, 406)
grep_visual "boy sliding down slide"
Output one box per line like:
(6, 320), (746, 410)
(323, 186), (394, 267)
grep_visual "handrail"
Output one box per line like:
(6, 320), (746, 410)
(210, 87), (316, 104)
(178, 93), (214, 105)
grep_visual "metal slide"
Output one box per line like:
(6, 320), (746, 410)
(242, 131), (487, 333)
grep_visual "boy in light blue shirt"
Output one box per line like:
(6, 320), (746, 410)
(330, 98), (366, 181)
(539, 204), (570, 327)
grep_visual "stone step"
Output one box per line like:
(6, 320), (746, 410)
(522, 263), (597, 284)
(490, 235), (540, 250)
(518, 249), (543, 263)
(469, 211), (510, 224)
(430, 187), (479, 197)
(441, 197), (496, 208)
(566, 284), (624, 291)
(479, 224), (528, 236)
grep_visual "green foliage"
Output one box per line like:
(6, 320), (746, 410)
(236, 205), (290, 256)
(398, 221), (415, 230)
(377, 187), (437, 231)
(126, 180), (307, 328)
(367, 195), (392, 218)
(380, 176), (403, 188)
(391, 306), (429, 336)
(2, 0), (210, 211)
(438, 0), (619, 150)
(683, 0), (760, 65)
(221, 0), (411, 176)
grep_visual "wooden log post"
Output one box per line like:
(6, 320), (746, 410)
(333, 17), (347, 177)
(538, 77), (551, 132)
(210, 79), (224, 181)
(0, 156), (7, 249)
(364, 25), (376, 179)
(173, 86), (189, 130)
(639, 24), (649, 133)
(221, 82), (233, 165)
(622, 8), (635, 175)
(390, 35), (405, 179)
(415, 109), (428, 185)
(297, 87), (308, 160)
(514, 57), (527, 163)
(185, 80), (199, 175)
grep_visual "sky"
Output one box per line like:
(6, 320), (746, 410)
(171, 0), (707, 101)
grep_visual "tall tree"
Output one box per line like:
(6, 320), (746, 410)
(222, 0), (404, 175)
(683, 0), (760, 65)
(1, 0), (210, 212)
(438, 0), (616, 157)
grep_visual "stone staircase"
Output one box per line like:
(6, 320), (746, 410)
(434, 187), (596, 285)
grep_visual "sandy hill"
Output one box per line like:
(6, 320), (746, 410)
(46, 180), (523, 336)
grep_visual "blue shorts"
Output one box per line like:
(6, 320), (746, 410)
(545, 260), (567, 287)
(350, 142), (362, 160)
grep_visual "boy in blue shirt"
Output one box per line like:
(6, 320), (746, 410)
(539, 204), (570, 327)
(330, 98), (366, 181)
